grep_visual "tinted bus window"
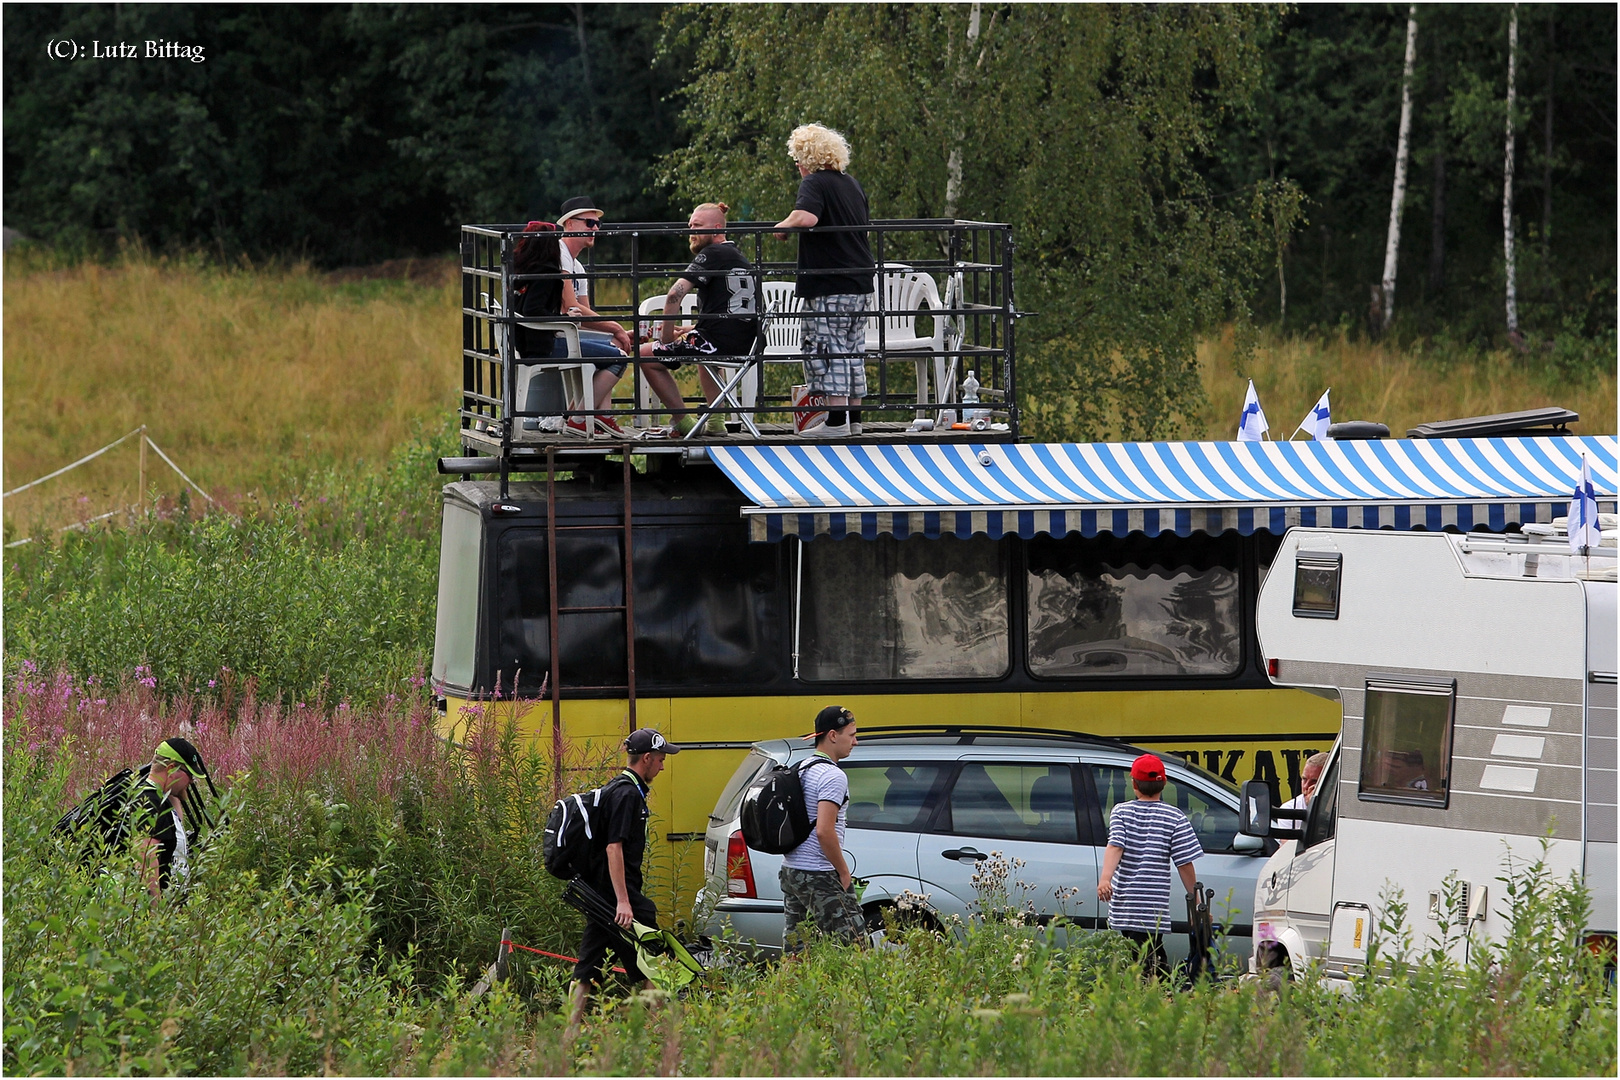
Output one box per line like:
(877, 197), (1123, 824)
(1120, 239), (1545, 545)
(1026, 533), (1241, 678)
(494, 524), (783, 692)
(799, 535), (1009, 681)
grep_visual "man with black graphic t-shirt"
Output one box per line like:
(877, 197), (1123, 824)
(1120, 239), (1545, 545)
(638, 202), (761, 426)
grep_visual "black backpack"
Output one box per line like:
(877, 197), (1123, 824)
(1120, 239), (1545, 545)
(739, 756), (832, 855)
(52, 766), (155, 861)
(542, 773), (638, 880)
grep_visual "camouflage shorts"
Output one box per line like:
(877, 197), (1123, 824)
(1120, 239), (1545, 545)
(780, 866), (868, 951)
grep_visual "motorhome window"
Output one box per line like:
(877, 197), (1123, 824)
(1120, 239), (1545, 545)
(941, 764), (1078, 843)
(1292, 551), (1342, 619)
(799, 535), (1009, 681)
(1300, 752), (1339, 848)
(1026, 533), (1242, 678)
(1358, 678), (1455, 807)
(1090, 765), (1244, 854)
(431, 503), (483, 691)
(845, 764), (945, 831)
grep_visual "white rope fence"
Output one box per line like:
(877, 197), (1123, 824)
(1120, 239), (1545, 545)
(4, 425), (221, 548)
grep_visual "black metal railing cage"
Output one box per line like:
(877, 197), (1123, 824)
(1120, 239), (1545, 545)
(459, 218), (1016, 439)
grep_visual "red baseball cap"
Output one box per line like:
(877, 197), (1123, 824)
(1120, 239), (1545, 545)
(1130, 754), (1166, 782)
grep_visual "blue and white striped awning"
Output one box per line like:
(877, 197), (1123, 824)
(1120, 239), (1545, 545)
(710, 436), (1619, 542)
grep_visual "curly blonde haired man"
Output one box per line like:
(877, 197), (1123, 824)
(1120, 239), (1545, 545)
(774, 123), (875, 437)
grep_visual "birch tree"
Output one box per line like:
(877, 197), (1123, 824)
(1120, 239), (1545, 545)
(1502, 3), (1521, 345)
(1378, 5), (1418, 334)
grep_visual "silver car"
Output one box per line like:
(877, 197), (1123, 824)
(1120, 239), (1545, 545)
(694, 728), (1269, 964)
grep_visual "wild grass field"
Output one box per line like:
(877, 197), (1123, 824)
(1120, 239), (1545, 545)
(5, 672), (1614, 1077)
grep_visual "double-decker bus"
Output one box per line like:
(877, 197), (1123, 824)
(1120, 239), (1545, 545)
(432, 218), (1617, 907)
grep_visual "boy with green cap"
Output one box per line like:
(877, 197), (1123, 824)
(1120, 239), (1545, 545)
(136, 737), (215, 899)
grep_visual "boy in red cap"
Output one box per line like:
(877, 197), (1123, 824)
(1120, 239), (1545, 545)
(1096, 753), (1203, 980)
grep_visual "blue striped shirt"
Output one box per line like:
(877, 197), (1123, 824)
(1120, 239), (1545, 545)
(1106, 799), (1203, 933)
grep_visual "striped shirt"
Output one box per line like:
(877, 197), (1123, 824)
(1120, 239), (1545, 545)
(782, 757), (848, 872)
(1106, 799), (1203, 933)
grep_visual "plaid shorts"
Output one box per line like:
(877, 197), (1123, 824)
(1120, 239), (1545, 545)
(801, 293), (869, 398)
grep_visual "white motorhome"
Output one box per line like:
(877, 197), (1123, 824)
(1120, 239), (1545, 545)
(1241, 526), (1616, 979)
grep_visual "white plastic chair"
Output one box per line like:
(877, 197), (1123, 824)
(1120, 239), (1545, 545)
(864, 265), (945, 408)
(485, 295), (591, 438)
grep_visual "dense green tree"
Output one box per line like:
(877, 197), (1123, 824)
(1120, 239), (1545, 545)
(2, 4), (689, 264)
(661, 3), (1302, 441)
(1213, 4), (1615, 347)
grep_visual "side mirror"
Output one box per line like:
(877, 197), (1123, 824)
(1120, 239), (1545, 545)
(1232, 831), (1265, 854)
(1239, 780), (1273, 837)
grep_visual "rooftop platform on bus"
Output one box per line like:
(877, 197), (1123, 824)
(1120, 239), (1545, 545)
(457, 218), (1018, 464)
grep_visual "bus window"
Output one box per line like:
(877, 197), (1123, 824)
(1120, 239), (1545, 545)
(432, 502), (483, 692)
(799, 535), (1009, 681)
(1026, 533), (1241, 678)
(493, 524), (784, 691)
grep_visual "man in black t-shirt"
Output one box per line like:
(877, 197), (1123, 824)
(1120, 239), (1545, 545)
(775, 123), (876, 438)
(567, 728), (682, 1027)
(136, 737), (214, 900)
(638, 203), (761, 432)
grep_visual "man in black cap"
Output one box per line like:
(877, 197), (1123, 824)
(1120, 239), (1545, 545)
(137, 736), (217, 900)
(780, 705), (866, 950)
(568, 727), (681, 1025)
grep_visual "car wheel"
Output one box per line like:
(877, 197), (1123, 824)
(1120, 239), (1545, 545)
(864, 901), (944, 938)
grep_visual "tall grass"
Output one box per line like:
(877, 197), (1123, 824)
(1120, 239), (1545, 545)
(2, 251), (459, 532)
(1199, 327), (1617, 440)
(5, 671), (1611, 1076)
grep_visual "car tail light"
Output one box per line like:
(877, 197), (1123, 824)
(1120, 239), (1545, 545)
(725, 830), (757, 898)
(1267, 658), (1280, 678)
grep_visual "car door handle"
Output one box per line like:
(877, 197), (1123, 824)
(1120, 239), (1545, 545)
(941, 847), (989, 862)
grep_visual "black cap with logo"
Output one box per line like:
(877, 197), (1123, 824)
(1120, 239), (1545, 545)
(624, 729), (681, 755)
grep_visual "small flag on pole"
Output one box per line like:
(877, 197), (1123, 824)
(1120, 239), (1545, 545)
(1568, 454), (1600, 555)
(1295, 389), (1333, 442)
(1237, 380), (1269, 442)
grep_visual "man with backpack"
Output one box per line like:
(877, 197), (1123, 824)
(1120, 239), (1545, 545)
(54, 736), (218, 901)
(567, 728), (680, 1026)
(780, 705), (866, 951)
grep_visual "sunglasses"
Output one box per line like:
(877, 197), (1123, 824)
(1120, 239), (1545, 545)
(576, 218), (603, 229)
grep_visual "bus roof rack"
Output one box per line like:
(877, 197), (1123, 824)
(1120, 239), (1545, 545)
(1407, 406), (1578, 439)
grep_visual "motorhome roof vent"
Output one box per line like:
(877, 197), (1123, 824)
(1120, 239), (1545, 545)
(1326, 421), (1390, 440)
(1406, 406), (1578, 439)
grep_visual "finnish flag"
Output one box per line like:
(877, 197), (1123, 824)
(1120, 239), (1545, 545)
(1568, 454), (1601, 554)
(1296, 390), (1332, 442)
(1237, 380), (1268, 442)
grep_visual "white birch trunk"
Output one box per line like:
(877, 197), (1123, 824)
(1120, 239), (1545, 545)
(943, 2), (982, 221)
(1503, 4), (1521, 341)
(1379, 6), (1418, 334)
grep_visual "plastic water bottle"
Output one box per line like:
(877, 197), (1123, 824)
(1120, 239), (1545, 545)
(962, 370), (989, 423)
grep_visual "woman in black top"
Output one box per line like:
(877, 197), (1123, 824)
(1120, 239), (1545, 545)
(510, 221), (566, 359)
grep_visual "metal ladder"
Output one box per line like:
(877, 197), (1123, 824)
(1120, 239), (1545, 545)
(542, 447), (638, 793)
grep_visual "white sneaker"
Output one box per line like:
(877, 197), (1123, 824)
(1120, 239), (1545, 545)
(797, 419), (851, 439)
(850, 422), (863, 435)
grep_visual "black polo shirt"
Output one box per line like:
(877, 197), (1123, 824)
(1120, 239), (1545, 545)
(130, 781), (181, 890)
(593, 769), (650, 895)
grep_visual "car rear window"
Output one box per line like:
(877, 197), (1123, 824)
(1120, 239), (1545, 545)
(713, 750), (774, 822)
